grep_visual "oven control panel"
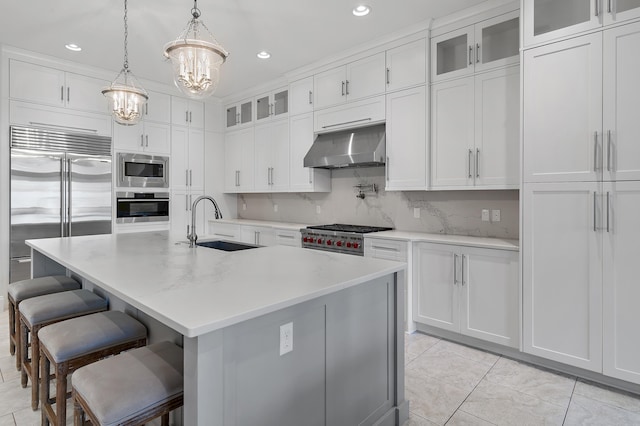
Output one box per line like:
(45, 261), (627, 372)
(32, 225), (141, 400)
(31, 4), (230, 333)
(300, 230), (364, 255)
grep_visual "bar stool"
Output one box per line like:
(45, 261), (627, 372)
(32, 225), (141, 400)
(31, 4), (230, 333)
(7, 275), (81, 369)
(19, 289), (108, 410)
(72, 341), (184, 426)
(39, 311), (147, 426)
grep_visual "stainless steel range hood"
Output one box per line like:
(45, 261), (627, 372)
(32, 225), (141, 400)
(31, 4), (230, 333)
(303, 124), (386, 169)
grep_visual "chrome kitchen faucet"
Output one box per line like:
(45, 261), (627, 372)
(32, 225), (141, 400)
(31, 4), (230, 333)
(187, 195), (223, 248)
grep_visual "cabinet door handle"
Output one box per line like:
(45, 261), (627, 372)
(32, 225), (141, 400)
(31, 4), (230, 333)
(236, 112), (240, 125)
(346, 80), (350, 95)
(185, 111), (189, 123)
(185, 196), (188, 211)
(309, 168), (312, 184)
(596, 0), (601, 16)
(190, 111), (193, 123)
(594, 131), (599, 172)
(468, 149), (473, 178)
(309, 91), (313, 105)
(386, 68), (390, 85)
(236, 170), (240, 187)
(593, 191), (598, 232)
(141, 134), (144, 147)
(267, 168), (270, 185)
(386, 156), (390, 181)
(145, 135), (149, 147)
(189, 169), (193, 186)
(606, 191), (610, 232)
(607, 130), (612, 172)
(189, 194), (192, 211)
(476, 43), (480, 63)
(608, 0), (612, 13)
(341, 81), (345, 96)
(61, 86), (64, 102)
(461, 254), (466, 286)
(469, 46), (473, 65)
(145, 104), (149, 116)
(475, 148), (480, 178)
(322, 118), (372, 129)
(67, 87), (70, 103)
(453, 254), (459, 285)
(186, 170), (189, 186)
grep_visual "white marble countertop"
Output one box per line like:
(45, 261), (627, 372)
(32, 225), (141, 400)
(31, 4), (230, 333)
(364, 230), (519, 251)
(27, 232), (405, 338)
(209, 218), (309, 231)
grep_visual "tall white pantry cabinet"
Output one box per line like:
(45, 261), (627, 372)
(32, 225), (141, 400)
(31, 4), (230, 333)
(522, 8), (640, 383)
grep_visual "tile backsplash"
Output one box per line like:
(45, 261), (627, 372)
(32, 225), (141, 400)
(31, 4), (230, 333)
(238, 168), (519, 240)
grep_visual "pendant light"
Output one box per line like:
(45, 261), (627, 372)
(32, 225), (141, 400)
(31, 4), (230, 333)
(163, 0), (229, 99)
(102, 0), (148, 126)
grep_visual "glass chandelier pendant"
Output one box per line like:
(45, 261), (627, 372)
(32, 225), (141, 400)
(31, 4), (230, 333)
(102, 0), (148, 126)
(163, 0), (229, 99)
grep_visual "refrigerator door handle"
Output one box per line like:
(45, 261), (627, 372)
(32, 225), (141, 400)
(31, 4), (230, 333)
(61, 158), (67, 236)
(65, 157), (72, 236)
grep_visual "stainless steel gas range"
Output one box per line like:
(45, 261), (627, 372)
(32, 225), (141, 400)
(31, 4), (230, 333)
(301, 224), (393, 256)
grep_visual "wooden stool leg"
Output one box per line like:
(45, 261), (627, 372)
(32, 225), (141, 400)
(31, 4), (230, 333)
(8, 300), (16, 356)
(73, 392), (85, 426)
(20, 320), (28, 388)
(41, 351), (51, 426)
(15, 305), (23, 371)
(31, 325), (41, 410)
(161, 413), (170, 426)
(56, 362), (69, 426)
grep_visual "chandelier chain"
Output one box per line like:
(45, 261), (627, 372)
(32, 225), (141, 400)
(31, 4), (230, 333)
(123, 0), (129, 70)
(191, 0), (201, 19)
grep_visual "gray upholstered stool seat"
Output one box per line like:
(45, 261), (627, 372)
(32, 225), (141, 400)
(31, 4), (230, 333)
(19, 289), (108, 410)
(7, 275), (80, 369)
(39, 311), (147, 426)
(73, 341), (184, 426)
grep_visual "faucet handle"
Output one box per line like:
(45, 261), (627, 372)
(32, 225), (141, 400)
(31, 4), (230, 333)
(186, 224), (190, 239)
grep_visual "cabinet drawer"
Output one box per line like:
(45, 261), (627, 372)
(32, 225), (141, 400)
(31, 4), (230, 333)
(208, 222), (241, 241)
(275, 229), (302, 247)
(364, 238), (408, 261)
(314, 95), (385, 133)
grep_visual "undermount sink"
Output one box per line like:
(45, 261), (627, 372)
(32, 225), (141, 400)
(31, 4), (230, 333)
(195, 240), (259, 252)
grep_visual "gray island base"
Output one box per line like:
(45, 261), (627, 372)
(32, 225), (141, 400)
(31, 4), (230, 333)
(27, 232), (408, 425)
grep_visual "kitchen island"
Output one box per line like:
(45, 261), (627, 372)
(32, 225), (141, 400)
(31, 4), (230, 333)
(26, 231), (408, 426)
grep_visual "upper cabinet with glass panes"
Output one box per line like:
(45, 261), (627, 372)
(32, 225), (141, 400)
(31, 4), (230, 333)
(523, 0), (640, 47)
(431, 10), (519, 82)
(254, 87), (289, 123)
(225, 98), (253, 129)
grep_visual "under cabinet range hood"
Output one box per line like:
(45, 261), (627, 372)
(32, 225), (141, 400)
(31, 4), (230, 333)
(303, 124), (386, 169)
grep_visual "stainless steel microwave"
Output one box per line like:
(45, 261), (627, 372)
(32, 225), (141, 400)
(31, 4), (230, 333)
(116, 192), (170, 223)
(117, 153), (169, 188)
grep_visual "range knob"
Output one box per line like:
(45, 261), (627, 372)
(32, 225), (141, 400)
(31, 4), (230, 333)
(303, 237), (308, 243)
(326, 240), (333, 246)
(353, 243), (359, 249)
(336, 241), (343, 247)
(346, 242), (352, 248)
(317, 238), (323, 244)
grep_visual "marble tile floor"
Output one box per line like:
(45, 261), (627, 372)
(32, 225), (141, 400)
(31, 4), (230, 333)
(2, 309), (640, 425)
(403, 332), (640, 426)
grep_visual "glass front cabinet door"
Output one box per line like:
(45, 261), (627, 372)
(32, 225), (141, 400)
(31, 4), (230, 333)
(255, 88), (289, 122)
(225, 99), (253, 129)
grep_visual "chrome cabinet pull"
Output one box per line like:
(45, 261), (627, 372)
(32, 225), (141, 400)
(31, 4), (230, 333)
(475, 148), (480, 178)
(189, 169), (193, 186)
(386, 68), (390, 85)
(341, 81), (345, 96)
(461, 254), (466, 286)
(606, 191), (610, 232)
(185, 111), (189, 123)
(595, 0), (600, 16)
(346, 80), (350, 95)
(309, 168), (312, 184)
(593, 191), (597, 232)
(468, 46), (473, 65)
(145, 135), (149, 147)
(236, 112), (240, 125)
(67, 87), (70, 103)
(141, 134), (144, 147)
(190, 111), (193, 123)
(322, 118), (372, 129)
(468, 149), (473, 178)
(145, 104), (149, 116)
(309, 90), (313, 105)
(386, 156), (390, 181)
(453, 254), (459, 285)
(608, 0), (612, 13)
(185, 196), (188, 211)
(61, 86), (64, 102)
(594, 131), (599, 172)
(189, 194), (192, 211)
(476, 43), (480, 63)
(267, 168), (271, 185)
(235, 170), (240, 187)
(186, 170), (189, 186)
(607, 130), (612, 172)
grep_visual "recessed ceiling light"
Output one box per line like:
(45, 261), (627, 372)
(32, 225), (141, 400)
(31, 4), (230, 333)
(352, 5), (371, 17)
(65, 43), (82, 52)
(257, 51), (271, 59)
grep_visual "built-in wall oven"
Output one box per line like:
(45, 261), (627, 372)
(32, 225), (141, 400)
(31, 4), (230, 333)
(117, 152), (169, 188)
(116, 192), (170, 223)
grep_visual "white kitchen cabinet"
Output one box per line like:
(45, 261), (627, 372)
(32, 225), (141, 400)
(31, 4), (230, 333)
(385, 86), (427, 191)
(170, 191), (205, 238)
(171, 97), (204, 129)
(224, 127), (254, 192)
(603, 21), (640, 182)
(431, 66), (519, 190)
(241, 226), (275, 246)
(113, 121), (171, 155)
(254, 119), (289, 192)
(603, 181), (640, 384)
(9, 60), (109, 115)
(289, 113), (331, 192)
(289, 77), (314, 116)
(313, 95), (385, 133)
(385, 38), (427, 92)
(208, 222), (242, 242)
(523, 0), (640, 47)
(414, 242), (519, 348)
(431, 11), (519, 83)
(225, 98), (253, 129)
(313, 53), (386, 110)
(523, 34), (602, 183)
(10, 100), (112, 136)
(143, 90), (171, 124)
(171, 126), (205, 192)
(274, 229), (302, 247)
(365, 237), (414, 332)
(522, 182), (603, 371)
(254, 87), (288, 123)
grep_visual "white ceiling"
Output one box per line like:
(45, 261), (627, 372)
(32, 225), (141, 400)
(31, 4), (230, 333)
(0, 0), (490, 99)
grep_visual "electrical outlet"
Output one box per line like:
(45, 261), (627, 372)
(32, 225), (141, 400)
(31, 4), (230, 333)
(491, 209), (501, 222)
(413, 207), (420, 219)
(242, 203), (247, 211)
(481, 209), (490, 222)
(279, 322), (293, 356)
(316, 205), (321, 214)
(274, 204), (278, 212)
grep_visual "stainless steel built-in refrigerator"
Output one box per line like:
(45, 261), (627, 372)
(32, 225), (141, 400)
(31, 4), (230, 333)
(10, 125), (112, 283)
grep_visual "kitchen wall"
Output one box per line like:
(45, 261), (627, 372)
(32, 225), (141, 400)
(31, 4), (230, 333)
(237, 167), (519, 240)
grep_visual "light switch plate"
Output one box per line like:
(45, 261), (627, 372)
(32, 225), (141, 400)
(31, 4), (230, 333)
(491, 209), (501, 222)
(274, 204), (278, 212)
(413, 207), (420, 218)
(280, 322), (293, 356)
(481, 209), (490, 222)
(316, 205), (321, 214)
